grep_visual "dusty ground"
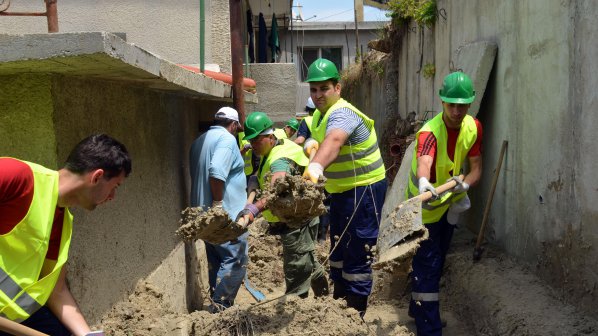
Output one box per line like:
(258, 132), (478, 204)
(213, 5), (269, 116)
(100, 223), (598, 336)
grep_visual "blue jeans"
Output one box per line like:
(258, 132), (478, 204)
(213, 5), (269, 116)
(204, 231), (248, 310)
(0, 306), (70, 336)
(409, 211), (455, 336)
(329, 179), (387, 296)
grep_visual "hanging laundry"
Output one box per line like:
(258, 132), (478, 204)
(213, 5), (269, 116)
(268, 13), (280, 63)
(246, 9), (255, 63)
(258, 12), (268, 63)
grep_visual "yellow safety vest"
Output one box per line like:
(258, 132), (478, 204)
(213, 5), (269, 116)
(273, 128), (288, 140)
(0, 160), (73, 322)
(303, 116), (314, 133)
(407, 113), (478, 223)
(310, 98), (386, 193)
(257, 140), (309, 222)
(238, 132), (253, 176)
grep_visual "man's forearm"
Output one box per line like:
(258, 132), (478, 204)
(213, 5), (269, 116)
(312, 129), (347, 168)
(209, 177), (225, 202)
(47, 269), (91, 336)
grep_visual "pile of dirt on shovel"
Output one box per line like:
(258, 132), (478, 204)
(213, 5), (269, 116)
(262, 174), (327, 228)
(176, 206), (246, 244)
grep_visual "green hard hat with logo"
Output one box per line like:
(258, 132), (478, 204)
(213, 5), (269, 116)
(306, 58), (340, 82)
(286, 118), (300, 131)
(439, 71), (476, 104)
(243, 112), (274, 140)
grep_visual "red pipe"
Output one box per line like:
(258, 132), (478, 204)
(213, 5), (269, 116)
(177, 65), (256, 93)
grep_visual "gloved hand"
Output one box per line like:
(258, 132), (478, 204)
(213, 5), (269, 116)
(447, 195), (471, 225)
(418, 177), (438, 198)
(303, 138), (319, 156)
(447, 176), (469, 193)
(303, 162), (324, 183)
(211, 200), (223, 209)
(247, 175), (259, 193)
(235, 203), (260, 227)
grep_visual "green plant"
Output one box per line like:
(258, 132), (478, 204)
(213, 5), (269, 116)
(387, 0), (437, 28)
(422, 63), (435, 78)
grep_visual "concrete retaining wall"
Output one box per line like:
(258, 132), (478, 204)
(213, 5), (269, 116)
(247, 63), (298, 125)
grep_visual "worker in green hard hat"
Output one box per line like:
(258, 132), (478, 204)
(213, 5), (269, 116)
(301, 58), (388, 317)
(237, 112), (329, 299)
(407, 71), (483, 335)
(273, 118), (300, 140)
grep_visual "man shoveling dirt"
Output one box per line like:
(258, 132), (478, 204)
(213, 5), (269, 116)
(236, 112), (329, 299)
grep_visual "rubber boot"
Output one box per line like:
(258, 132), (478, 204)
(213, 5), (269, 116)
(346, 294), (368, 319)
(311, 276), (329, 297)
(332, 282), (347, 300)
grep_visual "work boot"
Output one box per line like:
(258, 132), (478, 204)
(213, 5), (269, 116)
(346, 294), (368, 319)
(332, 282), (347, 300)
(311, 276), (329, 297)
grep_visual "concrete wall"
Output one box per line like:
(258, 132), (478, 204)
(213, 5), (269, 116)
(247, 63), (298, 125)
(0, 73), (223, 322)
(359, 0), (598, 316)
(0, 0), (206, 65)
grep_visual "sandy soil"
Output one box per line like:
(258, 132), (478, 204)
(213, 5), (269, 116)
(100, 222), (598, 336)
(177, 206), (247, 244)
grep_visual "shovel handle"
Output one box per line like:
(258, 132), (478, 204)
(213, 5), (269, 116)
(246, 190), (256, 204)
(309, 149), (317, 162)
(414, 174), (465, 202)
(0, 316), (48, 336)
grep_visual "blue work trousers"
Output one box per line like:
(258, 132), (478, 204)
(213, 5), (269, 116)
(205, 231), (249, 309)
(329, 179), (387, 296)
(410, 212), (455, 336)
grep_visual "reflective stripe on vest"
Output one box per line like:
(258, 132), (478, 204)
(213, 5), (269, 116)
(238, 132), (253, 176)
(0, 160), (73, 322)
(258, 140), (309, 222)
(274, 128), (288, 140)
(310, 98), (386, 193)
(406, 113), (477, 223)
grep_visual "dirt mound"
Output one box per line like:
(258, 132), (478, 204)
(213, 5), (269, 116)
(263, 174), (326, 228)
(246, 219), (285, 294)
(177, 206), (246, 244)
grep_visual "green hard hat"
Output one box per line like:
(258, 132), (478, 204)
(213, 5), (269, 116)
(439, 71), (476, 104)
(243, 112), (273, 140)
(306, 58), (340, 82)
(286, 118), (300, 131)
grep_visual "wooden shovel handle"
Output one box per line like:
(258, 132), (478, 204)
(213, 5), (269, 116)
(414, 174), (465, 202)
(246, 190), (256, 204)
(0, 316), (48, 336)
(309, 149), (317, 161)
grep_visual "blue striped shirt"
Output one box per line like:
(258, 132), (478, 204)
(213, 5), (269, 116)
(325, 107), (372, 145)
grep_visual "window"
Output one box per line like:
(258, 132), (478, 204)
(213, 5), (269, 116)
(299, 47), (343, 81)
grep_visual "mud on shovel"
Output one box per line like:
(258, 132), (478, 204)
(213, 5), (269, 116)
(373, 175), (464, 268)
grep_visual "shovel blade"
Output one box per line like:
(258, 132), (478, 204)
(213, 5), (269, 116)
(376, 197), (425, 259)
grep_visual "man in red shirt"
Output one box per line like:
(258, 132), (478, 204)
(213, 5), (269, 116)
(407, 72), (482, 336)
(0, 134), (131, 336)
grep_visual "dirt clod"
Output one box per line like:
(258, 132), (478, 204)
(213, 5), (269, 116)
(262, 174), (327, 228)
(176, 206), (247, 244)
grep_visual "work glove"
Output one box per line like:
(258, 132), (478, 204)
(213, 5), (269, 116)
(447, 195), (471, 225)
(303, 138), (319, 157)
(303, 162), (324, 183)
(447, 176), (469, 193)
(235, 203), (260, 227)
(211, 200), (223, 210)
(247, 175), (259, 193)
(418, 177), (438, 198)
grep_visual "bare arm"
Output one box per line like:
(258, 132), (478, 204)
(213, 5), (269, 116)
(47, 268), (91, 336)
(209, 177), (225, 202)
(294, 136), (306, 146)
(311, 129), (349, 168)
(465, 156), (482, 187)
(416, 155), (434, 180)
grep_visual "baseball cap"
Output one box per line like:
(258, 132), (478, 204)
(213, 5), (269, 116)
(214, 106), (239, 123)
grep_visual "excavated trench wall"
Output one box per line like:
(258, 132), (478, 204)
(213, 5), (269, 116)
(344, 0), (598, 317)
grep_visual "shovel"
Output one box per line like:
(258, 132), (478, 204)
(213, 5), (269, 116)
(0, 316), (48, 336)
(373, 175), (464, 268)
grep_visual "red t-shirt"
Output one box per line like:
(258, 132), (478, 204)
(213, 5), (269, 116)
(0, 158), (64, 260)
(416, 118), (483, 183)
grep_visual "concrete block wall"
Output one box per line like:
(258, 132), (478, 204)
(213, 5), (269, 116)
(247, 63), (298, 125)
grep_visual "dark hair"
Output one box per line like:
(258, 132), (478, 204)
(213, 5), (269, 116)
(214, 118), (236, 127)
(64, 134), (132, 178)
(304, 106), (316, 114)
